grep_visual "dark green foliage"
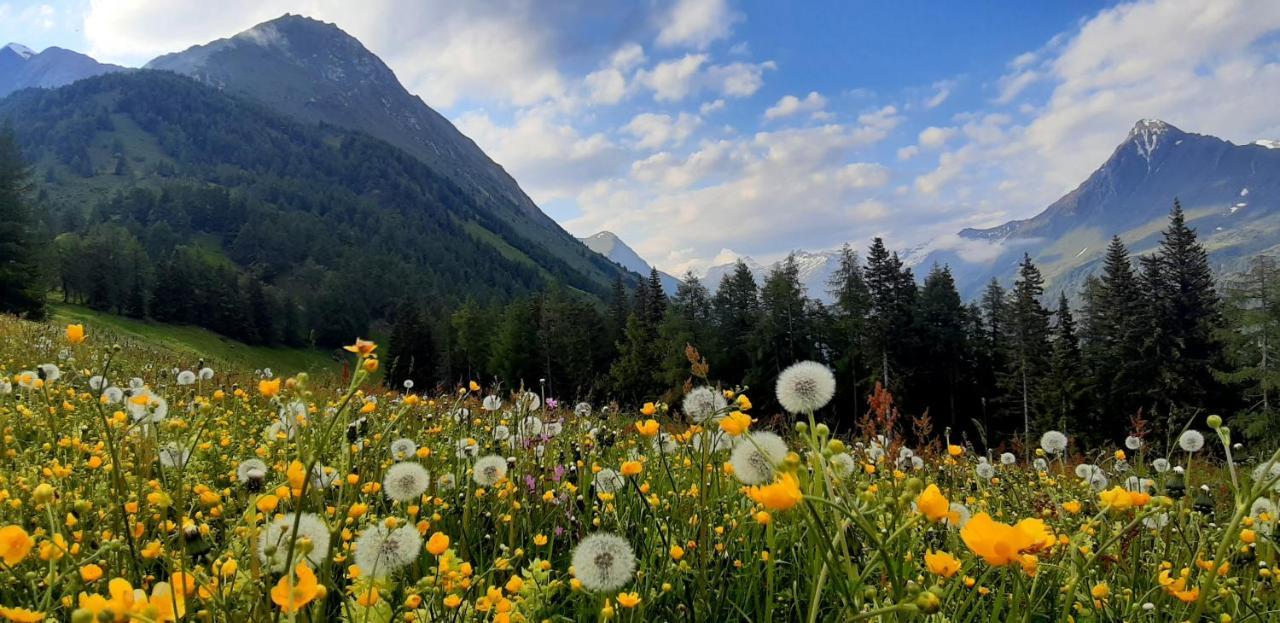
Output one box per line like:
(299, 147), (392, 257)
(0, 125), (44, 318)
(386, 300), (436, 392)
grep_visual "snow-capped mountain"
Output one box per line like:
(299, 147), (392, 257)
(579, 232), (680, 294)
(702, 250), (844, 302)
(0, 43), (124, 98)
(916, 119), (1280, 298)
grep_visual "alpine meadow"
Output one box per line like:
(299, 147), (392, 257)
(6, 2), (1280, 622)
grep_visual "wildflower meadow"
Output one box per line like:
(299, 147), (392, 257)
(1, 316), (1279, 622)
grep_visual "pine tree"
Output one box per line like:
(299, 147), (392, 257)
(0, 125), (45, 318)
(913, 264), (969, 428)
(711, 260), (761, 387)
(1217, 254), (1280, 438)
(1048, 292), (1086, 433)
(657, 272), (714, 391)
(827, 245), (872, 409)
(975, 278), (1010, 439)
(386, 300), (436, 391)
(1143, 201), (1228, 424)
(864, 238), (916, 391)
(489, 299), (538, 388)
(1005, 254), (1052, 447)
(1079, 237), (1149, 438)
(753, 256), (814, 404)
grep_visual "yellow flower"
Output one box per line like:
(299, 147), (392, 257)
(272, 564), (323, 613)
(344, 338), (378, 358)
(1098, 486), (1150, 512)
(620, 460), (643, 477)
(960, 513), (1044, 567)
(0, 526), (33, 566)
(641, 402), (657, 416)
(1091, 582), (1109, 600)
(66, 324), (86, 344)
(719, 411), (752, 437)
(924, 550), (961, 578)
(427, 532), (450, 556)
(287, 460), (307, 493)
(669, 544), (685, 561)
(259, 378), (282, 398)
(947, 444), (963, 457)
(0, 606), (44, 622)
(1241, 528), (1257, 544)
(746, 473), (803, 511)
(256, 494), (280, 514)
(916, 484), (952, 523)
(1062, 500), (1082, 515)
(1158, 569), (1200, 603)
(469, 380), (480, 392)
(617, 592), (641, 608)
(635, 419), (660, 437)
(443, 594), (462, 608)
(80, 563), (104, 582)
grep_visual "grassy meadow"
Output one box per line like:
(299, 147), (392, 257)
(0, 315), (1277, 622)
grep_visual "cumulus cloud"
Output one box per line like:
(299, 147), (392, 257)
(655, 0), (740, 49)
(764, 91), (827, 120)
(624, 112), (702, 150)
(917, 126), (956, 149)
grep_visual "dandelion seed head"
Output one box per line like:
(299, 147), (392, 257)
(729, 432), (788, 485)
(570, 533), (636, 592)
(390, 438), (418, 461)
(473, 454), (508, 486)
(1178, 430), (1205, 453)
(383, 462), (431, 502)
(257, 513), (330, 573)
(1040, 431), (1068, 454)
(682, 387), (727, 423)
(775, 361), (836, 414)
(353, 524), (422, 577)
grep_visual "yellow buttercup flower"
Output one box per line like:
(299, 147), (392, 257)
(635, 419), (660, 437)
(719, 411), (752, 437)
(746, 472), (803, 511)
(620, 460), (643, 477)
(272, 564), (323, 613)
(343, 338), (378, 358)
(641, 402), (658, 416)
(259, 378), (282, 398)
(924, 550), (961, 578)
(960, 513), (1044, 567)
(617, 592), (641, 608)
(65, 324), (86, 344)
(0, 526), (34, 566)
(916, 484), (952, 523)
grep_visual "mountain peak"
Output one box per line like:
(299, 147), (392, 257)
(3, 43), (35, 60)
(1126, 119), (1184, 162)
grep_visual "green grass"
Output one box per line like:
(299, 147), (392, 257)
(49, 302), (338, 376)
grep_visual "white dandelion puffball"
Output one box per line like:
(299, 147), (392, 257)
(1040, 431), (1068, 454)
(198, 367), (214, 380)
(946, 503), (971, 528)
(89, 375), (106, 390)
(383, 462), (431, 502)
(691, 430), (732, 454)
(129, 377), (145, 389)
(455, 438), (480, 458)
(653, 432), (679, 454)
(1253, 461), (1280, 491)
(159, 443), (190, 469)
(0, 379), (13, 394)
(177, 370), (196, 386)
(310, 464), (337, 490)
(493, 425), (511, 442)
(571, 533), (636, 592)
(237, 458), (268, 484)
(354, 523), (422, 577)
(452, 408), (470, 423)
(1178, 430), (1205, 453)
(775, 361), (836, 414)
(1251, 498), (1278, 531)
(729, 432), (789, 485)
(910, 456), (924, 470)
(1075, 463), (1098, 479)
(1124, 476), (1154, 493)
(574, 402), (593, 418)
(517, 391), (541, 412)
(258, 513), (330, 572)
(1089, 473), (1109, 491)
(436, 473), (456, 490)
(483, 395), (503, 411)
(38, 363), (61, 383)
(127, 390), (168, 423)
(830, 452), (856, 478)
(975, 463), (995, 480)
(1125, 436), (1142, 450)
(519, 416), (544, 438)
(544, 420), (564, 437)
(682, 387), (727, 423)
(1152, 458), (1170, 473)
(101, 386), (123, 404)
(1033, 458), (1048, 471)
(999, 452), (1016, 466)
(1143, 512), (1170, 529)
(473, 454), (509, 486)
(594, 468), (625, 493)
(390, 438), (418, 461)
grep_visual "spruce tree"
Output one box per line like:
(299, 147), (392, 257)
(827, 245), (872, 409)
(711, 260), (761, 387)
(753, 256), (813, 400)
(976, 278), (1010, 438)
(864, 238), (916, 390)
(913, 264), (968, 428)
(1217, 255), (1280, 438)
(1005, 254), (1052, 448)
(657, 272), (714, 391)
(1079, 237), (1149, 438)
(1048, 292), (1086, 433)
(0, 126), (45, 318)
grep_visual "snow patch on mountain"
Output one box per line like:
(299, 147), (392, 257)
(4, 43), (35, 59)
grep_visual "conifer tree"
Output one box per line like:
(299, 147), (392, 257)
(753, 256), (813, 396)
(827, 245), (872, 408)
(1079, 237), (1149, 437)
(1048, 292), (1086, 433)
(864, 238), (916, 390)
(1217, 254), (1280, 438)
(0, 126), (45, 318)
(913, 264), (968, 428)
(1005, 254), (1052, 447)
(711, 260), (761, 387)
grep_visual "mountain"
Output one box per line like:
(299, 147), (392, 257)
(144, 15), (617, 289)
(917, 119), (1280, 298)
(702, 250), (843, 301)
(0, 70), (633, 343)
(579, 231), (679, 293)
(0, 44), (124, 97)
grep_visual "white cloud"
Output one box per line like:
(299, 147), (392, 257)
(924, 79), (954, 109)
(636, 53), (708, 101)
(699, 98), (726, 114)
(656, 0), (740, 49)
(897, 145), (919, 160)
(764, 91), (826, 120)
(624, 112), (702, 150)
(917, 126), (956, 149)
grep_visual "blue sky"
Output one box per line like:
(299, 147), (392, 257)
(4, 0), (1280, 274)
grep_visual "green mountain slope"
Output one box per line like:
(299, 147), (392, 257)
(0, 71), (630, 344)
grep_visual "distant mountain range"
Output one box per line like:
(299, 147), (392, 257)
(915, 119), (1280, 298)
(578, 231), (681, 294)
(0, 43), (124, 98)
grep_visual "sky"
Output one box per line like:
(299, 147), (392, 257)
(4, 0), (1280, 274)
